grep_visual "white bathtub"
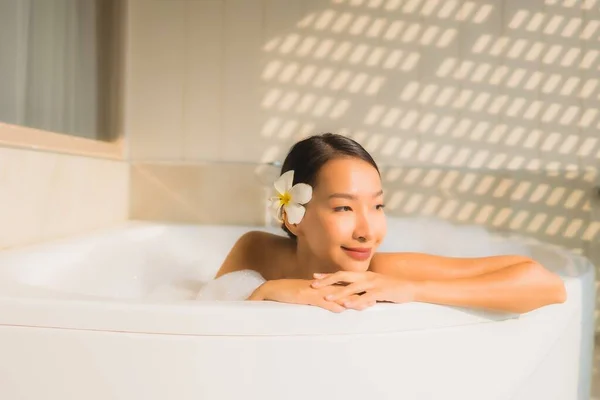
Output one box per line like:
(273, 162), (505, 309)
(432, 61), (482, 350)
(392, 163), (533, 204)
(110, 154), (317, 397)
(0, 218), (595, 400)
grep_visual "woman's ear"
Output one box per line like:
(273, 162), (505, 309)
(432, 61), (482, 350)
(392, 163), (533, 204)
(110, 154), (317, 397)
(283, 212), (303, 237)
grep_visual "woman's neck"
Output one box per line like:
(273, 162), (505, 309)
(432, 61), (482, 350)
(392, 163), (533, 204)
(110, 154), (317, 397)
(290, 240), (337, 280)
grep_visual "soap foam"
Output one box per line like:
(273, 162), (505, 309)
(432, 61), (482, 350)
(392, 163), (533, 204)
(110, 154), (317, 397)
(195, 269), (266, 301)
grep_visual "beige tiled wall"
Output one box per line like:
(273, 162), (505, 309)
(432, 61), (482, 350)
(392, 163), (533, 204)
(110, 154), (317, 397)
(0, 146), (128, 249)
(129, 162), (266, 226)
(126, 0), (600, 330)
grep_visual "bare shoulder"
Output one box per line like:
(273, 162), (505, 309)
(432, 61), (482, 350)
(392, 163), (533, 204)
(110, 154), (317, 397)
(214, 230), (290, 279)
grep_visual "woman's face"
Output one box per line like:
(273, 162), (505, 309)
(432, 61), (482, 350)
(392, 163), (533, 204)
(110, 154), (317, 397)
(293, 157), (387, 272)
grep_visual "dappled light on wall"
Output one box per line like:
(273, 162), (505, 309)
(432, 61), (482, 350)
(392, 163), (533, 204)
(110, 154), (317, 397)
(258, 0), (599, 168)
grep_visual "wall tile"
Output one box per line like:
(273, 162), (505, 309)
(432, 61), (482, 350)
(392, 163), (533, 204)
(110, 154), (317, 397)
(127, 0), (186, 161)
(183, 1), (224, 161)
(0, 147), (128, 249)
(129, 162), (266, 226)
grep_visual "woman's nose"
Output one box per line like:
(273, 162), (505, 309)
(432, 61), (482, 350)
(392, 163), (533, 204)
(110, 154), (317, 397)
(353, 212), (372, 242)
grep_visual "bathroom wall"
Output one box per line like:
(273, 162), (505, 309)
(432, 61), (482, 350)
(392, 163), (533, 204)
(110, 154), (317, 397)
(0, 143), (128, 249)
(126, 0), (599, 328)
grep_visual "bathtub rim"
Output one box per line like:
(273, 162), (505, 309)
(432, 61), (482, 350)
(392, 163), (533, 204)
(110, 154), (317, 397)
(0, 273), (587, 337)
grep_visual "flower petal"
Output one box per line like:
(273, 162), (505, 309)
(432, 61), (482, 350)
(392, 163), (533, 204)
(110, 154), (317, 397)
(268, 197), (283, 221)
(274, 170), (294, 195)
(268, 196), (281, 209)
(284, 203), (306, 224)
(289, 183), (312, 205)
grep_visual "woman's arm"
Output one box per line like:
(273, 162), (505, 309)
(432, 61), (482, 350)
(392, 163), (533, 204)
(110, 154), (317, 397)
(318, 254), (567, 313)
(371, 252), (538, 280)
(412, 260), (567, 313)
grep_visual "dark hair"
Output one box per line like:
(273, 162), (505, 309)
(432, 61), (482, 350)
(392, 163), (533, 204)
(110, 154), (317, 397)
(279, 133), (379, 239)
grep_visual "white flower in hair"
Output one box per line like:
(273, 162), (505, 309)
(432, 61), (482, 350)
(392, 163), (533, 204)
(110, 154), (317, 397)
(269, 170), (312, 224)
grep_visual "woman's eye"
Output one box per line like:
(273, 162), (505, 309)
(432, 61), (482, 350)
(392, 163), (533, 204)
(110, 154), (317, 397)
(334, 206), (352, 212)
(376, 204), (386, 210)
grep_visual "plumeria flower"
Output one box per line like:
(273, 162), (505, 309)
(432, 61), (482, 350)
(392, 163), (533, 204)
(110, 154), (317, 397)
(270, 170), (312, 224)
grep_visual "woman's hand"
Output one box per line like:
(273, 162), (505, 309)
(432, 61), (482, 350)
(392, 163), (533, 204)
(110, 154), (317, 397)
(310, 271), (417, 310)
(248, 279), (346, 313)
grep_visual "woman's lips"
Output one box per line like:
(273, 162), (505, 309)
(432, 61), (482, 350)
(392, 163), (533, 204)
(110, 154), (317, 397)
(341, 246), (372, 261)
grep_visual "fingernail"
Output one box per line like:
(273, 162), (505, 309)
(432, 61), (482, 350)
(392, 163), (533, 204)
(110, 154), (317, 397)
(325, 294), (334, 300)
(314, 273), (324, 278)
(311, 281), (320, 287)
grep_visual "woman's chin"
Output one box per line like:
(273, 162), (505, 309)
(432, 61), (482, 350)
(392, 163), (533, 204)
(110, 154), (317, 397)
(338, 259), (372, 272)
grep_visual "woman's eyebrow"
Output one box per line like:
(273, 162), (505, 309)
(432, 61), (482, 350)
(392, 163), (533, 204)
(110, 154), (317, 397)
(329, 190), (384, 200)
(329, 193), (356, 200)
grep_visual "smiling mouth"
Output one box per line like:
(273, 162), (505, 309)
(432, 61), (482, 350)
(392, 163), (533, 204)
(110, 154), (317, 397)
(341, 246), (372, 261)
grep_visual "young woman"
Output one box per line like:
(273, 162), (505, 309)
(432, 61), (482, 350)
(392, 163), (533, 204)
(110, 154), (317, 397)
(215, 133), (567, 313)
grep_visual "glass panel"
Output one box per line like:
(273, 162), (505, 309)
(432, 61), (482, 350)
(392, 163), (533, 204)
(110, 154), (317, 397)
(0, 0), (122, 141)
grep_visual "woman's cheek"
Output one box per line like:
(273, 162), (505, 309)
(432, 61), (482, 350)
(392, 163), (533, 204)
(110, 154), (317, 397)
(327, 216), (354, 239)
(377, 215), (387, 239)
